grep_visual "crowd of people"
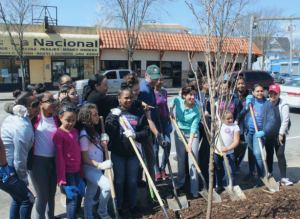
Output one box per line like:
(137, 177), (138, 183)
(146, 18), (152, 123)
(0, 65), (294, 219)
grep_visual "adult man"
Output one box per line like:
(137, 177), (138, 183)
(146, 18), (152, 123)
(54, 74), (82, 103)
(138, 65), (164, 182)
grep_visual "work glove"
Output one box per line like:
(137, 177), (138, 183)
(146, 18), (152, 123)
(100, 133), (109, 146)
(254, 131), (265, 138)
(13, 105), (30, 117)
(123, 130), (136, 139)
(0, 165), (15, 183)
(245, 95), (254, 108)
(97, 160), (113, 170)
(111, 108), (122, 116)
(78, 178), (85, 197)
(156, 135), (165, 147)
(64, 186), (79, 200)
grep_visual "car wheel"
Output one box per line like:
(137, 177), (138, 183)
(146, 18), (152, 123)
(281, 79), (285, 84)
(263, 89), (269, 98)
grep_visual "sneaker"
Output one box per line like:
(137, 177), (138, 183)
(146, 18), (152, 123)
(130, 206), (141, 214)
(155, 172), (162, 181)
(117, 208), (125, 216)
(281, 178), (293, 186)
(243, 172), (255, 181)
(97, 209), (112, 219)
(161, 170), (169, 179)
(173, 156), (177, 161)
(60, 195), (66, 207)
(253, 178), (263, 188)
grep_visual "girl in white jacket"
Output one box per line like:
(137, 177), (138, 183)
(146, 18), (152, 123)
(265, 84), (293, 186)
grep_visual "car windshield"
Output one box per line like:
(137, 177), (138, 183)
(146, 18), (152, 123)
(281, 73), (289, 77)
(283, 80), (300, 87)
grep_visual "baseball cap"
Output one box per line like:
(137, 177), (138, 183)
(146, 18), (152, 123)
(269, 84), (280, 93)
(146, 65), (161, 80)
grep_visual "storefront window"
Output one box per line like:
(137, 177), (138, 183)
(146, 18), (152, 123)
(131, 61), (141, 76)
(161, 61), (182, 86)
(0, 58), (29, 84)
(101, 60), (128, 72)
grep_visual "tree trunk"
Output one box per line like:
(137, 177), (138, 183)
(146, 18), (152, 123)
(20, 56), (25, 91)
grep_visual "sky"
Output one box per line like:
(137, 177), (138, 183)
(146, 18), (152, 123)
(42, 0), (300, 39)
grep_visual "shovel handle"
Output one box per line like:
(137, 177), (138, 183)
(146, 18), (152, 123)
(248, 104), (270, 176)
(100, 117), (116, 199)
(170, 117), (202, 174)
(119, 116), (169, 216)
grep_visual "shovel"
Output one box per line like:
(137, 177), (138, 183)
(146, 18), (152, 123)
(249, 103), (280, 192)
(100, 117), (120, 219)
(157, 119), (188, 210)
(218, 135), (246, 201)
(171, 117), (222, 203)
(119, 116), (170, 219)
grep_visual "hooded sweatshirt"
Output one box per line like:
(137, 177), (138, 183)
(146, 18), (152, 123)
(105, 106), (149, 157)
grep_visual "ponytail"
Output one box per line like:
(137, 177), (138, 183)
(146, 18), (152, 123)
(83, 74), (106, 101)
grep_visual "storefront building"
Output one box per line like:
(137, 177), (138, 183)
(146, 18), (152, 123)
(0, 30), (99, 91)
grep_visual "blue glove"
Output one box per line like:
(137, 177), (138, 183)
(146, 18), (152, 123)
(64, 186), (79, 200)
(0, 165), (15, 183)
(255, 131), (265, 138)
(78, 178), (86, 197)
(245, 95), (254, 107)
(169, 123), (173, 133)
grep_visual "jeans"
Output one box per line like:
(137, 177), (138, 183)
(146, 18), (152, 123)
(214, 153), (236, 188)
(245, 131), (265, 177)
(174, 131), (199, 196)
(83, 165), (111, 219)
(265, 136), (286, 178)
(29, 156), (57, 219)
(154, 117), (171, 173)
(65, 171), (80, 219)
(0, 174), (35, 219)
(111, 153), (139, 209)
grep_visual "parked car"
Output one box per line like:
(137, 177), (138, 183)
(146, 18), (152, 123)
(230, 70), (275, 97)
(280, 78), (300, 108)
(75, 69), (132, 94)
(274, 73), (293, 84)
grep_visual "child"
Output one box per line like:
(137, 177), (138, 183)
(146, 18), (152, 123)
(105, 83), (149, 215)
(53, 102), (84, 219)
(77, 103), (112, 219)
(215, 110), (240, 192)
(58, 85), (80, 104)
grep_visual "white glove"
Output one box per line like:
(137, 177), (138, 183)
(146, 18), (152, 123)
(13, 105), (30, 117)
(111, 108), (122, 116)
(123, 130), (136, 139)
(100, 133), (109, 146)
(97, 160), (113, 170)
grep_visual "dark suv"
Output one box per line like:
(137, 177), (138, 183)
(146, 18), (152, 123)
(231, 71), (275, 97)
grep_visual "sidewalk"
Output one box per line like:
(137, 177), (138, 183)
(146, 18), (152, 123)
(0, 88), (181, 101)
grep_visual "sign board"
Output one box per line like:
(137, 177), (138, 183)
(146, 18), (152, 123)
(0, 32), (100, 57)
(15, 60), (21, 65)
(1, 69), (8, 77)
(70, 68), (78, 77)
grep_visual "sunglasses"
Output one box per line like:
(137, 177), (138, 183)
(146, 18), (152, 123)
(28, 101), (40, 108)
(41, 98), (55, 103)
(59, 106), (78, 115)
(60, 81), (73, 86)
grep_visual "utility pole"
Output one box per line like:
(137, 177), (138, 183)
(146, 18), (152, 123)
(247, 16), (300, 70)
(290, 18), (293, 75)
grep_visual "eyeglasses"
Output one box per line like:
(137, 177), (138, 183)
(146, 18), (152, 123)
(60, 81), (73, 86)
(28, 101), (40, 108)
(41, 98), (55, 103)
(59, 106), (78, 115)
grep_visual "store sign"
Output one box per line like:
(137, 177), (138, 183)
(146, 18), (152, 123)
(1, 69), (8, 77)
(0, 32), (100, 57)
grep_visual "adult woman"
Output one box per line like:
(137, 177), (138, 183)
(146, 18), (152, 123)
(265, 84), (293, 186)
(239, 84), (275, 188)
(154, 76), (171, 180)
(83, 74), (149, 133)
(29, 91), (59, 219)
(170, 85), (201, 198)
(1, 92), (40, 219)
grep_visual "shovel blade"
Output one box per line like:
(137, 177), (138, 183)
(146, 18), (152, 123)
(261, 176), (280, 192)
(225, 185), (246, 201)
(167, 196), (189, 211)
(200, 189), (222, 203)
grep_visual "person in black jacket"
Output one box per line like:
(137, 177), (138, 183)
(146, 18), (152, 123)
(105, 84), (149, 216)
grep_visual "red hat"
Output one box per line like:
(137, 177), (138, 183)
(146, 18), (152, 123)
(269, 84), (280, 93)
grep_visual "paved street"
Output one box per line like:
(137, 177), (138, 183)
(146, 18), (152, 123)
(0, 96), (300, 218)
